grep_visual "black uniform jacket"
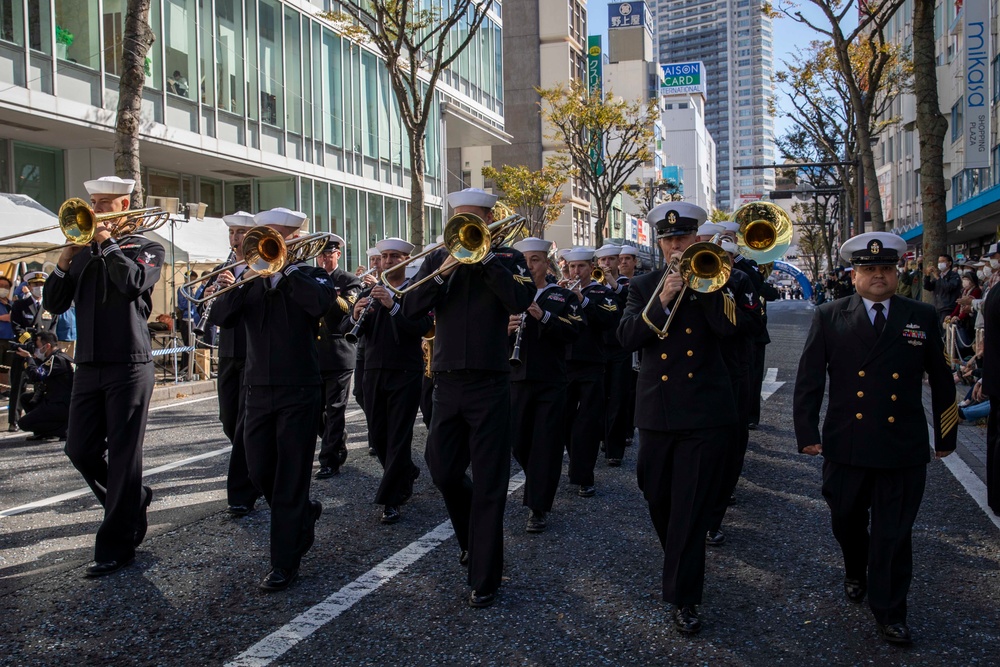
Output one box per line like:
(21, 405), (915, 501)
(44, 235), (164, 364)
(402, 246), (535, 373)
(568, 282), (619, 365)
(793, 294), (957, 467)
(719, 269), (764, 374)
(510, 284), (581, 383)
(345, 282), (433, 372)
(601, 277), (629, 360)
(10, 297), (57, 336)
(210, 263), (247, 360)
(981, 285), (1000, 397)
(317, 267), (363, 372)
(24, 350), (74, 406)
(733, 255), (779, 344)
(210, 264), (335, 386)
(617, 267), (739, 431)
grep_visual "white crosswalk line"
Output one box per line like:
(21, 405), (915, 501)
(760, 367), (785, 401)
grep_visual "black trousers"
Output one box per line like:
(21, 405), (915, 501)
(364, 368), (422, 506)
(624, 364), (638, 442)
(749, 341), (767, 424)
(565, 363), (605, 486)
(317, 369), (353, 469)
(987, 403), (1000, 515)
(637, 426), (730, 606)
(708, 370), (751, 533)
(244, 384), (322, 570)
(425, 372), (511, 595)
(7, 353), (25, 425)
(511, 380), (567, 513)
(353, 355), (366, 410)
(821, 459), (927, 625)
(603, 355), (632, 460)
(218, 356), (258, 507)
(19, 399), (68, 437)
(64, 362), (155, 563)
(420, 373), (433, 429)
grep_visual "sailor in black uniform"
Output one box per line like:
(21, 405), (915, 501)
(595, 243), (629, 465)
(210, 207), (335, 592)
(354, 246), (381, 457)
(44, 175), (164, 577)
(314, 235), (363, 479)
(402, 188), (534, 608)
(346, 238), (431, 524)
(508, 237), (581, 533)
(618, 245), (640, 447)
(8, 271), (58, 430)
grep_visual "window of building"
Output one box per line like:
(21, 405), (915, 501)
(257, 177), (295, 210)
(361, 51), (378, 158)
(1, 0), (24, 46)
(13, 142), (64, 214)
(951, 98), (963, 142)
(199, 177), (223, 218)
(284, 6), (302, 134)
(54, 0), (98, 67)
(258, 0), (283, 127)
(313, 181), (329, 232)
(226, 181), (253, 212)
(994, 55), (1000, 104)
(163, 0), (197, 98)
(215, 0), (244, 114)
(321, 30), (343, 147)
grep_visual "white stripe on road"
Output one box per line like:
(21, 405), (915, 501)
(760, 368), (785, 401)
(226, 471), (528, 667)
(929, 424), (1000, 531)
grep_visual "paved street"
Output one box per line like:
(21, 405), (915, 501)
(1, 299), (998, 666)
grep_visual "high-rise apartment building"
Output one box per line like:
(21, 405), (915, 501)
(653, 0), (776, 211)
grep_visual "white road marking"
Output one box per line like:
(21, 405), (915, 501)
(928, 424), (1000, 531)
(226, 471), (528, 667)
(760, 367), (785, 401)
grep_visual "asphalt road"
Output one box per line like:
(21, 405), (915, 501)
(1, 299), (998, 666)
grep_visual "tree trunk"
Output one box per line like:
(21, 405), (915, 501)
(114, 0), (154, 208)
(913, 0), (948, 266)
(855, 114), (884, 232)
(409, 133), (427, 250)
(595, 199), (606, 247)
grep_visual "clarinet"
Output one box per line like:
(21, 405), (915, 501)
(193, 249), (236, 336)
(509, 313), (526, 367)
(345, 296), (377, 344)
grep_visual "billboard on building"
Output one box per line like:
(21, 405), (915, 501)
(964, 0), (991, 169)
(637, 218), (649, 246)
(660, 62), (706, 96)
(608, 2), (653, 32)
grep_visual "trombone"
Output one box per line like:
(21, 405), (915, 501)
(732, 201), (792, 264)
(1, 197), (169, 262)
(379, 212), (526, 295)
(641, 236), (732, 339)
(180, 226), (333, 304)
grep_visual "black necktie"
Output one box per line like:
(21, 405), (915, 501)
(872, 302), (886, 337)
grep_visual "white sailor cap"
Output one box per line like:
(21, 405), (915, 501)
(447, 187), (498, 211)
(514, 237), (553, 254)
(697, 222), (726, 237)
(618, 245), (639, 257)
(595, 243), (622, 258)
(222, 211), (256, 228)
(84, 176), (135, 196)
(376, 237), (415, 255)
(23, 271), (48, 283)
(366, 247), (382, 258)
(322, 234), (346, 252)
(718, 221), (741, 234)
(255, 207), (308, 230)
(839, 232), (907, 265)
(648, 201), (707, 238)
(563, 247), (596, 262)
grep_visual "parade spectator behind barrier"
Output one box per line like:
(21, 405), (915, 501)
(896, 259), (914, 298)
(0, 275), (13, 397)
(945, 271), (981, 345)
(55, 303), (77, 359)
(924, 254), (962, 328)
(16, 331), (74, 441)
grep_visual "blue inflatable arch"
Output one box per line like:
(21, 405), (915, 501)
(772, 260), (812, 300)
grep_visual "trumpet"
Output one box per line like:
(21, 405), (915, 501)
(1, 198), (169, 262)
(641, 235), (732, 339)
(565, 268), (605, 291)
(380, 213), (527, 295)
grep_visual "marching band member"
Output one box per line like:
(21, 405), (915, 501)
(346, 238), (431, 524)
(618, 245), (640, 446)
(508, 237), (581, 533)
(9, 271), (57, 431)
(595, 243), (629, 466)
(203, 211), (260, 516)
(44, 175), (164, 577)
(210, 207), (335, 592)
(618, 244), (639, 280)
(618, 201), (738, 635)
(403, 188), (534, 608)
(353, 246), (382, 458)
(561, 247), (619, 496)
(314, 236), (363, 479)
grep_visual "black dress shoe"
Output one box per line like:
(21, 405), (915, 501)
(607, 458), (622, 467)
(259, 567), (299, 592)
(302, 500), (323, 555)
(314, 466), (338, 479)
(227, 504), (252, 517)
(381, 505), (400, 524)
(459, 550), (469, 567)
(844, 578), (867, 603)
(469, 589), (497, 608)
(368, 447), (377, 456)
(672, 605), (702, 635)
(85, 557), (134, 577)
(876, 622), (912, 646)
(134, 486), (153, 547)
(705, 530), (726, 547)
(578, 484), (596, 498)
(526, 510), (547, 534)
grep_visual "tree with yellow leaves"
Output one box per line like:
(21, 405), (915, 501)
(482, 158), (569, 239)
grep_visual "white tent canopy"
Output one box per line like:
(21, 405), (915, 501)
(149, 216), (231, 265)
(0, 193), (63, 246)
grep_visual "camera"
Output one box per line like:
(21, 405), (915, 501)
(10, 331), (36, 354)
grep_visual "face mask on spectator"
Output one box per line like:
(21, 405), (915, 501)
(986, 266), (994, 277)
(978, 270), (986, 281)
(991, 258), (1000, 270)
(30, 287), (42, 299)
(0, 288), (8, 298)
(937, 262), (948, 272)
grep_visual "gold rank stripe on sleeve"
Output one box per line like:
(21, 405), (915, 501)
(723, 293), (737, 326)
(940, 402), (959, 437)
(514, 275), (534, 285)
(336, 296), (351, 313)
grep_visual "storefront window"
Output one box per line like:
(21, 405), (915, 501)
(385, 198), (399, 238)
(226, 181), (253, 213)
(1, 0), (25, 46)
(0, 139), (9, 192)
(330, 184), (343, 234)
(164, 0), (197, 98)
(54, 0), (98, 67)
(13, 143), (64, 214)
(284, 6), (301, 134)
(215, 0), (244, 114)
(200, 178), (223, 218)
(367, 192), (383, 244)
(148, 170), (181, 199)
(258, 0), (283, 127)
(314, 181), (329, 232)
(257, 177), (294, 210)
(344, 187), (357, 266)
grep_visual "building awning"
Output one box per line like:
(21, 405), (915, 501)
(441, 102), (512, 147)
(147, 216), (231, 265)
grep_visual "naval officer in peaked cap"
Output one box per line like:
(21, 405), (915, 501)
(794, 231), (957, 646)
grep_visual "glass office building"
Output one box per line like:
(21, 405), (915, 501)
(0, 0), (506, 267)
